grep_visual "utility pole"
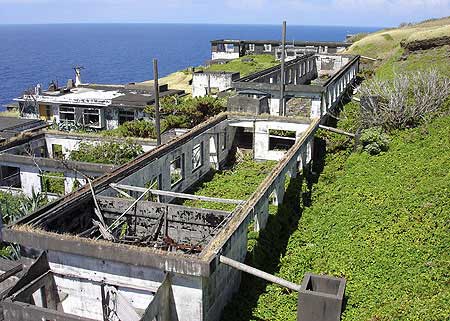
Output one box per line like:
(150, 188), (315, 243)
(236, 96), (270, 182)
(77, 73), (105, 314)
(280, 21), (287, 116)
(153, 59), (161, 146)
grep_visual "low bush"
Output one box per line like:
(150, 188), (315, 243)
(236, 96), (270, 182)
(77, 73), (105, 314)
(69, 140), (143, 165)
(103, 120), (156, 139)
(360, 69), (450, 130)
(360, 127), (390, 155)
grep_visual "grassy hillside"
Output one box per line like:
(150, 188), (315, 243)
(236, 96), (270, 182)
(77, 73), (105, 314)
(347, 16), (450, 80)
(140, 71), (193, 94)
(251, 113), (450, 321)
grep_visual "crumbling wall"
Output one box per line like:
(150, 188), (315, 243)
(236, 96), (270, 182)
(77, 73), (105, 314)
(113, 119), (235, 200)
(192, 72), (240, 97)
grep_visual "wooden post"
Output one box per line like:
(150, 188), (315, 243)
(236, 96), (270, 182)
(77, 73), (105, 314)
(153, 59), (162, 146)
(280, 21), (287, 116)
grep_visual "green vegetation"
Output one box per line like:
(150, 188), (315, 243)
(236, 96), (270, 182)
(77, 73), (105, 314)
(359, 127), (390, 155)
(69, 140), (144, 165)
(41, 172), (65, 195)
(0, 191), (48, 258)
(204, 55), (279, 77)
(347, 17), (450, 80)
(103, 120), (157, 139)
(246, 115), (450, 321)
(375, 45), (450, 80)
(184, 156), (276, 212)
(104, 96), (227, 139)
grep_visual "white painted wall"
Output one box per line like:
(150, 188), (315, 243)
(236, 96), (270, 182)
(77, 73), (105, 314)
(211, 52), (239, 60)
(253, 121), (310, 161)
(192, 73), (237, 97)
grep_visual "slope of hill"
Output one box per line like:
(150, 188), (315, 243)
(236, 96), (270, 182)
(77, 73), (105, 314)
(346, 16), (450, 79)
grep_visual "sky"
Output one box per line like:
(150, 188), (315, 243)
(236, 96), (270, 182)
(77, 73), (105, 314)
(0, 0), (449, 27)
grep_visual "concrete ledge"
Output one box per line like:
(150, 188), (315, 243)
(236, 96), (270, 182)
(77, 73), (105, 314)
(0, 153), (116, 174)
(2, 228), (211, 277)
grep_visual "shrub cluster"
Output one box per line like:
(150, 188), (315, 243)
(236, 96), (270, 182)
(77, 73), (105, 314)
(145, 95), (227, 130)
(103, 119), (156, 139)
(360, 127), (390, 155)
(69, 140), (143, 165)
(360, 69), (450, 131)
(104, 96), (226, 139)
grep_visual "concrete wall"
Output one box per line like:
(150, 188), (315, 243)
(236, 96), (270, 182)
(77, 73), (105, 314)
(45, 132), (155, 158)
(228, 120), (310, 161)
(114, 119), (235, 201)
(211, 52), (240, 60)
(202, 120), (319, 321)
(104, 108), (145, 130)
(192, 72), (240, 97)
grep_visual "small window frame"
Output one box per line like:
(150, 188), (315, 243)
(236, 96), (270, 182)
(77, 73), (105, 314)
(192, 143), (203, 172)
(170, 155), (184, 187)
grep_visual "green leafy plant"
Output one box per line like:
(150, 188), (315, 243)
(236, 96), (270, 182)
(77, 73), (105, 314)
(360, 127), (390, 155)
(69, 140), (144, 165)
(103, 120), (156, 139)
(41, 172), (65, 195)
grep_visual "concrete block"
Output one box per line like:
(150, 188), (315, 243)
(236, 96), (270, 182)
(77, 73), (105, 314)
(298, 273), (346, 321)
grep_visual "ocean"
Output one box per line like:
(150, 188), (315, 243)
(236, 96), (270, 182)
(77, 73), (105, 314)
(0, 23), (380, 110)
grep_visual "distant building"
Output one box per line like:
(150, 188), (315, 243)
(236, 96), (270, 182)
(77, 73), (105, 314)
(14, 68), (184, 130)
(210, 39), (352, 61)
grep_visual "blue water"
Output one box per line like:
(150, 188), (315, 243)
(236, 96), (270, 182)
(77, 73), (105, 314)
(0, 24), (380, 110)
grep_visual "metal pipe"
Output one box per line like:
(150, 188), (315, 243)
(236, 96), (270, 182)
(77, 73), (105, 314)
(219, 255), (301, 292)
(280, 21), (287, 116)
(153, 59), (162, 146)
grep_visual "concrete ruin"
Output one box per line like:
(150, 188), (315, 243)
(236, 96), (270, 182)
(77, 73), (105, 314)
(0, 131), (156, 197)
(210, 39), (351, 61)
(0, 51), (360, 320)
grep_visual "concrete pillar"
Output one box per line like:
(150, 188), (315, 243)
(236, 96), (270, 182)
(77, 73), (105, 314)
(306, 139), (314, 164)
(253, 122), (269, 160)
(310, 97), (322, 119)
(20, 166), (42, 197)
(254, 197), (269, 232)
(269, 98), (280, 116)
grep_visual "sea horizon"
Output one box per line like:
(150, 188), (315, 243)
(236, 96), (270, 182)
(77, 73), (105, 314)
(0, 23), (381, 110)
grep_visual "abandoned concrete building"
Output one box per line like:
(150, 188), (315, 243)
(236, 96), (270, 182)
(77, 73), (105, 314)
(0, 49), (359, 321)
(210, 39), (351, 61)
(15, 69), (184, 131)
(0, 131), (156, 198)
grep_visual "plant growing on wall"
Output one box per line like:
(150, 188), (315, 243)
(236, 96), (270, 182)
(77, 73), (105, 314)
(69, 140), (144, 165)
(103, 120), (157, 139)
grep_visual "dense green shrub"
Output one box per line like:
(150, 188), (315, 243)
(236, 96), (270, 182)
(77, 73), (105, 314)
(0, 192), (25, 224)
(41, 172), (65, 195)
(0, 191), (48, 259)
(69, 140), (143, 165)
(360, 127), (390, 155)
(104, 96), (226, 139)
(183, 156), (276, 212)
(146, 95), (227, 130)
(103, 120), (156, 139)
